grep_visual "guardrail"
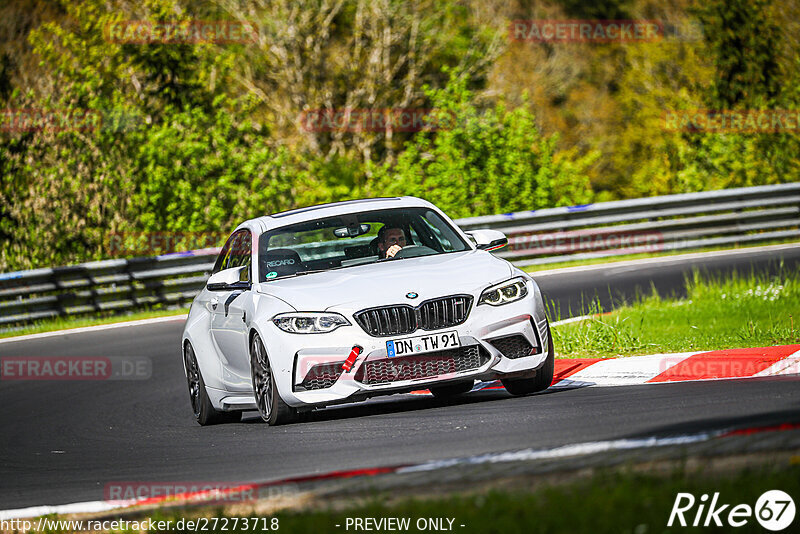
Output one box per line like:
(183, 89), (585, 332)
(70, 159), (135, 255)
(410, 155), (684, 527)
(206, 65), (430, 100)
(457, 182), (800, 266)
(1, 183), (799, 327)
(0, 252), (217, 327)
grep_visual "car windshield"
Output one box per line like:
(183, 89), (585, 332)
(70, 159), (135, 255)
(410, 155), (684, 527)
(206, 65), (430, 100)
(257, 207), (470, 282)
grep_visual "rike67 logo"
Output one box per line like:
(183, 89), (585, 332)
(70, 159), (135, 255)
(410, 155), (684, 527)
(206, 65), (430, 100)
(668, 490), (795, 531)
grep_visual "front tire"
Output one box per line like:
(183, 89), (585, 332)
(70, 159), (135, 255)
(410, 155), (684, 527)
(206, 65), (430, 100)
(502, 320), (555, 396)
(250, 333), (299, 426)
(184, 342), (241, 425)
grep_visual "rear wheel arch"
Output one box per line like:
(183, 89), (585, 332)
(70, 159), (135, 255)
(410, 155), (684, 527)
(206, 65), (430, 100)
(183, 338), (241, 425)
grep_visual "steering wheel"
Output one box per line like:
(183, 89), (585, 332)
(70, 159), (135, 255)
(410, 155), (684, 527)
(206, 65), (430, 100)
(392, 245), (437, 259)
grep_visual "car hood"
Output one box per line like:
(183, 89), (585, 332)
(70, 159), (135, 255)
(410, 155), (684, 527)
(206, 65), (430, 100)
(255, 250), (513, 314)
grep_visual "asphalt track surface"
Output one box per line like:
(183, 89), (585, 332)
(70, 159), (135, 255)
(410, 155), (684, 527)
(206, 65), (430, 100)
(1, 246), (799, 510)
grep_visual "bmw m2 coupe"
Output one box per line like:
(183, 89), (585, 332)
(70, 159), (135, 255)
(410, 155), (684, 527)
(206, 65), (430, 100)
(181, 197), (553, 425)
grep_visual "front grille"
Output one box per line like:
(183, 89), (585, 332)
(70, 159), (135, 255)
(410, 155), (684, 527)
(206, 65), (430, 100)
(354, 345), (488, 385)
(298, 362), (344, 391)
(418, 295), (472, 331)
(354, 305), (416, 337)
(354, 295), (473, 337)
(488, 335), (537, 359)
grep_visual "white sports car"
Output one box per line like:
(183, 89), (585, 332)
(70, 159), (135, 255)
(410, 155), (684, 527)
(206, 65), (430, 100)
(181, 197), (553, 425)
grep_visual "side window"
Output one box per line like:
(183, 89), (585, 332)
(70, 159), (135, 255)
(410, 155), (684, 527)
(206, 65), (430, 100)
(416, 211), (457, 251)
(211, 236), (233, 274)
(211, 230), (252, 282)
(407, 225), (420, 246)
(228, 231), (252, 281)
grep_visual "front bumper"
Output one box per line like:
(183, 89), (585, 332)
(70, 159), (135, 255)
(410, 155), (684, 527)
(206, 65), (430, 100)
(265, 284), (550, 408)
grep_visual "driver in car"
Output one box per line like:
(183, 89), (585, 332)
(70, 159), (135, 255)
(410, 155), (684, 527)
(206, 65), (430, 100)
(377, 225), (407, 259)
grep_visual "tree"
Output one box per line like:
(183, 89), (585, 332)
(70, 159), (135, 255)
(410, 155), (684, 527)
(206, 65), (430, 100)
(218, 0), (504, 165)
(370, 72), (596, 217)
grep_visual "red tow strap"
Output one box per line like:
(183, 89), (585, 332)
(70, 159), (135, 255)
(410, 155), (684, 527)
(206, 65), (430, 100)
(342, 346), (362, 372)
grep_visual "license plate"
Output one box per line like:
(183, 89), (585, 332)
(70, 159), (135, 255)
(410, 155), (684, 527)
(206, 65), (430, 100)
(386, 330), (460, 357)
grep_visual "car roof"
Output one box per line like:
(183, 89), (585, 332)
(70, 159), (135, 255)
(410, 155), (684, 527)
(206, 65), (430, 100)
(241, 196), (437, 233)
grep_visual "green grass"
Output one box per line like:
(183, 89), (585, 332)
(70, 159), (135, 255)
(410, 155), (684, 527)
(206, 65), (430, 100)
(0, 307), (189, 339)
(523, 240), (800, 273)
(128, 459), (800, 534)
(551, 269), (799, 358)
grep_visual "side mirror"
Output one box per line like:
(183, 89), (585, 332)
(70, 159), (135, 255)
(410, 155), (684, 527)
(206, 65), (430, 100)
(207, 266), (251, 291)
(466, 229), (508, 251)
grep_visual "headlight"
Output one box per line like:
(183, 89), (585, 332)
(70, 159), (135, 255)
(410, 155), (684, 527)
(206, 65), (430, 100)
(478, 277), (529, 306)
(272, 312), (351, 334)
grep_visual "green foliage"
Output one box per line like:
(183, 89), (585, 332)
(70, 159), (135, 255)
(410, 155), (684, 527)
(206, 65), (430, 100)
(370, 73), (597, 218)
(129, 102), (293, 232)
(665, 0), (800, 190)
(672, 132), (798, 191)
(697, 0), (783, 110)
(1, 0), (799, 271)
(0, 0), (296, 270)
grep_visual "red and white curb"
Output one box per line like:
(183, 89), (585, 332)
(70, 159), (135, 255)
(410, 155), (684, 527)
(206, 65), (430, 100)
(554, 344), (800, 387)
(467, 345), (800, 393)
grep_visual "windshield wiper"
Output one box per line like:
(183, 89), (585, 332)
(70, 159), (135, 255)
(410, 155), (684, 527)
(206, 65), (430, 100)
(294, 269), (329, 276)
(269, 269), (328, 281)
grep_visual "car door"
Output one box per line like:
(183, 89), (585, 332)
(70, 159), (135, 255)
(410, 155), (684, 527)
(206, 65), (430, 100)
(209, 229), (254, 391)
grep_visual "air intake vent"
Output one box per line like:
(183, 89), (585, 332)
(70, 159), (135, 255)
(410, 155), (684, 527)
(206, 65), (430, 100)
(297, 362), (344, 391)
(488, 335), (537, 359)
(354, 345), (488, 385)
